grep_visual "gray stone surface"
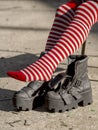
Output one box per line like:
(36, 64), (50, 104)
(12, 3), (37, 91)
(0, 0), (98, 130)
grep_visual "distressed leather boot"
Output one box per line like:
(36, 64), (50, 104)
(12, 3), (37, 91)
(13, 52), (50, 111)
(46, 55), (93, 112)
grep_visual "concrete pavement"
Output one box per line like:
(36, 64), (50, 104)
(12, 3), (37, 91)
(0, 0), (98, 130)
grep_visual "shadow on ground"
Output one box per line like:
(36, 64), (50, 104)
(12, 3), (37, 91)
(0, 53), (39, 77)
(31, 0), (67, 8)
(0, 88), (15, 111)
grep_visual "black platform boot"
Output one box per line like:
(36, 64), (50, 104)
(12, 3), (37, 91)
(46, 55), (93, 112)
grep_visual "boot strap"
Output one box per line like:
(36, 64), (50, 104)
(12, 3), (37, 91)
(59, 88), (82, 105)
(70, 88), (82, 100)
(59, 92), (71, 105)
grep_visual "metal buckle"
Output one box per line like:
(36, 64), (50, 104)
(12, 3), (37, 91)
(74, 80), (81, 87)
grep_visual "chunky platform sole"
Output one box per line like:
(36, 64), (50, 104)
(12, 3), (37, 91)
(13, 94), (45, 111)
(13, 95), (34, 111)
(13, 82), (49, 111)
(46, 89), (93, 113)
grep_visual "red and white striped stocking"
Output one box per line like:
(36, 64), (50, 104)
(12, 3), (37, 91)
(7, 1), (98, 82)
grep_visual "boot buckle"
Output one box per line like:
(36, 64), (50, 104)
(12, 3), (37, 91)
(74, 80), (81, 87)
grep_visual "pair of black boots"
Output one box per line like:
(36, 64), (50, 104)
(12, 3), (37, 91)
(13, 55), (93, 112)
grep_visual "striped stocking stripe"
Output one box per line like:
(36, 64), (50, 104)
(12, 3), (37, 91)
(38, 59), (53, 75)
(63, 31), (79, 49)
(27, 66), (41, 80)
(62, 33), (77, 52)
(34, 62), (51, 80)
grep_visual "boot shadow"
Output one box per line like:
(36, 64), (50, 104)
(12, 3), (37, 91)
(0, 53), (39, 77)
(0, 88), (15, 111)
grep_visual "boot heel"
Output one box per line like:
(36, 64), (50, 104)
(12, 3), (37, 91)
(79, 89), (93, 106)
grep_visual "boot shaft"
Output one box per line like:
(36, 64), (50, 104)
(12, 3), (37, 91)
(65, 55), (91, 92)
(67, 55), (88, 78)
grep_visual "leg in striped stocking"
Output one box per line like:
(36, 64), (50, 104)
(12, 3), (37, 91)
(45, 1), (77, 52)
(7, 1), (98, 82)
